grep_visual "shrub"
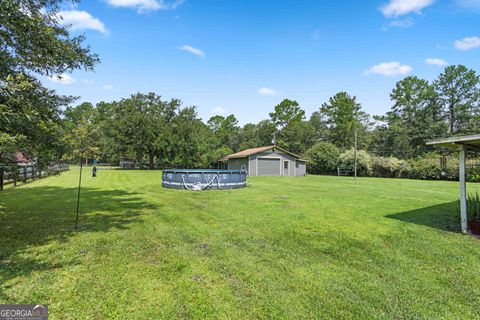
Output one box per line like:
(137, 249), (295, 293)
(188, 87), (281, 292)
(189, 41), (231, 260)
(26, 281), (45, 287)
(305, 141), (340, 174)
(467, 165), (480, 183)
(467, 192), (480, 221)
(338, 149), (373, 176)
(408, 153), (458, 180)
(371, 156), (410, 178)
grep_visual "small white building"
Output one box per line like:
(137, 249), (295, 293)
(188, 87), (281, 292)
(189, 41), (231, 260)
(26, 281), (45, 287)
(220, 146), (307, 176)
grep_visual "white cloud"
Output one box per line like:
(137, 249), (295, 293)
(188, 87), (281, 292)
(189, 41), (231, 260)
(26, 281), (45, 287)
(81, 79), (95, 84)
(381, 0), (435, 17)
(454, 36), (480, 51)
(425, 58), (447, 66)
(49, 74), (76, 84)
(177, 45), (205, 58)
(103, 84), (114, 90)
(364, 62), (412, 77)
(388, 18), (414, 28)
(106, 0), (183, 12)
(58, 10), (107, 34)
(258, 87), (280, 96)
(211, 106), (226, 115)
(382, 17), (414, 31)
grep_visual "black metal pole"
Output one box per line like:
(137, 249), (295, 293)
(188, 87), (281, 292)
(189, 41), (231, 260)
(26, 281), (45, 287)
(75, 154), (84, 230)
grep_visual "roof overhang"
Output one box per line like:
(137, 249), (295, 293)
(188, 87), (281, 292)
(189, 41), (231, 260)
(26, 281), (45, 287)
(426, 134), (480, 152)
(226, 154), (251, 159)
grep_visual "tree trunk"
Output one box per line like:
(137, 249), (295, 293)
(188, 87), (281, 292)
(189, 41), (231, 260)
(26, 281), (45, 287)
(149, 152), (155, 169)
(449, 103), (455, 134)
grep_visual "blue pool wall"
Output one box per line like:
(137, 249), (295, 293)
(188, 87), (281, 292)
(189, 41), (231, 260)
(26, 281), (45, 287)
(162, 169), (247, 190)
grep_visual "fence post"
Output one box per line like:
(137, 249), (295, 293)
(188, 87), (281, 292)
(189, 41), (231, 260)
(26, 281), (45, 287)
(32, 166), (35, 180)
(0, 167), (3, 191)
(23, 166), (27, 182)
(13, 166), (17, 187)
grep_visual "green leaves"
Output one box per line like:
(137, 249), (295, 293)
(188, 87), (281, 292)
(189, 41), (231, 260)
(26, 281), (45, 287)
(0, 0), (99, 165)
(370, 65), (480, 159)
(0, 0), (99, 77)
(207, 114), (239, 151)
(0, 73), (72, 164)
(319, 92), (370, 149)
(93, 93), (191, 168)
(269, 99), (305, 129)
(466, 192), (480, 221)
(434, 65), (480, 134)
(375, 76), (446, 158)
(305, 141), (340, 174)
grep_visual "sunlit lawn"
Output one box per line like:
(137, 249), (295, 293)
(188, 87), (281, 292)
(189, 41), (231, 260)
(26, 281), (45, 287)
(1, 168), (480, 319)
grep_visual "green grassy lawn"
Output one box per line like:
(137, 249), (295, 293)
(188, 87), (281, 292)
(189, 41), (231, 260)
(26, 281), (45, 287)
(1, 168), (480, 319)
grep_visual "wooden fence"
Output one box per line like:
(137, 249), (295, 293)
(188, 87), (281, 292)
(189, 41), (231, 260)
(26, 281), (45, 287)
(0, 164), (69, 191)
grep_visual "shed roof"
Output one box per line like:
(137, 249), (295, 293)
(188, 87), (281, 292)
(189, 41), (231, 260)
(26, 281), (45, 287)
(426, 134), (480, 151)
(220, 145), (303, 161)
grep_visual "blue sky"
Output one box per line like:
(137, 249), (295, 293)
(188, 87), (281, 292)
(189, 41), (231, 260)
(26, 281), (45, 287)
(45, 0), (480, 124)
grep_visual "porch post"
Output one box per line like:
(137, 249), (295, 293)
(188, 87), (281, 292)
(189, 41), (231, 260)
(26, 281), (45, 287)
(459, 145), (468, 234)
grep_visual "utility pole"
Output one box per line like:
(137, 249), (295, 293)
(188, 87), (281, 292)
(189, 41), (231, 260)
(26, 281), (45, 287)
(272, 132), (276, 146)
(354, 129), (358, 180)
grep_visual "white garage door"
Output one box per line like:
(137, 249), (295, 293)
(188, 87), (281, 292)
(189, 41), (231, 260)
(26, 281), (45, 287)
(258, 158), (280, 176)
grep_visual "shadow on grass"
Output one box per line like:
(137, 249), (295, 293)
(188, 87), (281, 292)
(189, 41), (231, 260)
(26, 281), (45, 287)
(386, 201), (460, 233)
(0, 186), (157, 300)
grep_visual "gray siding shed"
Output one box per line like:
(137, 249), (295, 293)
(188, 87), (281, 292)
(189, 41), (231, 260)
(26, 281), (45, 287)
(227, 157), (249, 171)
(222, 146), (307, 177)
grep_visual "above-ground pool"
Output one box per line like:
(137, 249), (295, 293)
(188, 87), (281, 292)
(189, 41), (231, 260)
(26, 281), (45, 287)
(162, 169), (247, 190)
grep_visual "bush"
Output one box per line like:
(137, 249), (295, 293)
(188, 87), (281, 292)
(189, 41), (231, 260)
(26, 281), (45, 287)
(467, 192), (480, 221)
(305, 141), (340, 174)
(408, 153), (458, 180)
(467, 165), (480, 183)
(338, 149), (373, 176)
(371, 156), (410, 178)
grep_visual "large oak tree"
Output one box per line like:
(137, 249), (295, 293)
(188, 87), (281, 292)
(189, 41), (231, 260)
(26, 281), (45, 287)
(0, 0), (99, 164)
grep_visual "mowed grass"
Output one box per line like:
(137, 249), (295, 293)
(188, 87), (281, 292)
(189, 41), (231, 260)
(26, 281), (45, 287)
(1, 168), (480, 319)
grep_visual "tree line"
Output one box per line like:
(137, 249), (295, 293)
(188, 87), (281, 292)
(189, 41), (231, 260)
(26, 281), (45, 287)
(59, 64), (479, 170)
(1, 1), (479, 173)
